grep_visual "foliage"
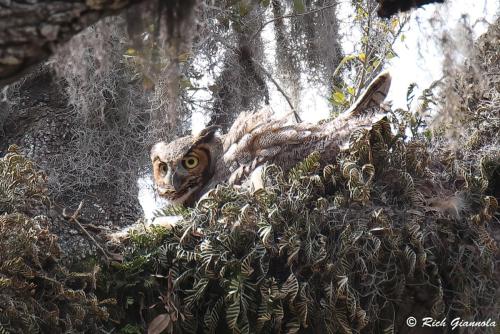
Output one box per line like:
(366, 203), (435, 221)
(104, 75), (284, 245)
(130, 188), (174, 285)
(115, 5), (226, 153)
(0, 146), (113, 333)
(110, 109), (498, 333)
(0, 145), (47, 214)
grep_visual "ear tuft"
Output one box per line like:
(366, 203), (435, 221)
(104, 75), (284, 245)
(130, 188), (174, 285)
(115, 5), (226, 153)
(193, 125), (221, 145)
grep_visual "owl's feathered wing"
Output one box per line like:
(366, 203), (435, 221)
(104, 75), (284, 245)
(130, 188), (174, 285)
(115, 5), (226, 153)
(222, 107), (295, 153)
(217, 71), (392, 185)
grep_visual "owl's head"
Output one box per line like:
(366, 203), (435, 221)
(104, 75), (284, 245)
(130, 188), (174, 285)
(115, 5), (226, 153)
(151, 126), (222, 206)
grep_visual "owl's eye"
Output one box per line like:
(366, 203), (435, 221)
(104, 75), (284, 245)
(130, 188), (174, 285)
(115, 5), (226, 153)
(182, 156), (199, 169)
(159, 163), (169, 175)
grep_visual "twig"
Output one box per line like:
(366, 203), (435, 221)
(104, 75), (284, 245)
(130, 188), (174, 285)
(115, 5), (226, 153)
(354, 3), (374, 100)
(63, 200), (111, 263)
(254, 61), (302, 123)
(250, 2), (338, 41)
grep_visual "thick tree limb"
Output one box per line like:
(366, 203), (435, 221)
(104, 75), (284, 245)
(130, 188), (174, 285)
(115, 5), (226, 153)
(376, 0), (446, 18)
(0, 0), (145, 87)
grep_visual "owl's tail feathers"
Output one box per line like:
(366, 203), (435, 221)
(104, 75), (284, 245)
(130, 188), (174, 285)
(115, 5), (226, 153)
(332, 71), (391, 150)
(342, 70), (392, 119)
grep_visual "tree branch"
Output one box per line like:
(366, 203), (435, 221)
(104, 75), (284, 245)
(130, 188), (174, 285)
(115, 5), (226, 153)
(63, 200), (111, 263)
(254, 61), (302, 123)
(0, 0), (147, 87)
(376, 0), (446, 18)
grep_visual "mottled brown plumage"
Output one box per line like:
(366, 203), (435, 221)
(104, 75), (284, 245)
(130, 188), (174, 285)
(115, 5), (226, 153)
(151, 71), (392, 206)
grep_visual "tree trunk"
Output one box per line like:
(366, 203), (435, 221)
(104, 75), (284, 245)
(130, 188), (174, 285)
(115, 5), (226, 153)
(0, 65), (142, 262)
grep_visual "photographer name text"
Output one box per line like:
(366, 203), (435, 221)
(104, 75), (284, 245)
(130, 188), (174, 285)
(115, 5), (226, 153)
(406, 316), (496, 330)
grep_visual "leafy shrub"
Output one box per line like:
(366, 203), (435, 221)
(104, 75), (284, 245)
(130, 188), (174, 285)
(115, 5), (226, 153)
(0, 146), (114, 333)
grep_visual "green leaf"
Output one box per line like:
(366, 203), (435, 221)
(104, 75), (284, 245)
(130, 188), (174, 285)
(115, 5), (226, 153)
(423, 129), (432, 141)
(332, 91), (346, 105)
(391, 17), (400, 30)
(282, 273), (299, 301)
(204, 297), (224, 334)
(259, 225), (273, 246)
(342, 54), (357, 63)
(238, 2), (251, 17)
(355, 5), (368, 20)
(293, 0), (305, 13)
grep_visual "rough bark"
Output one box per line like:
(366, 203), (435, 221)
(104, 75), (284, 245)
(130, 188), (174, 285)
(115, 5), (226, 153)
(0, 0), (145, 87)
(0, 66), (141, 262)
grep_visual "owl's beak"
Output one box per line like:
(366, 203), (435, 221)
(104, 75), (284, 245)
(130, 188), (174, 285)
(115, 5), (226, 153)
(172, 172), (183, 191)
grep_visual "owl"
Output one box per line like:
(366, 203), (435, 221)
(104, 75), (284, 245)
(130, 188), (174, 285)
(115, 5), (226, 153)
(151, 71), (392, 207)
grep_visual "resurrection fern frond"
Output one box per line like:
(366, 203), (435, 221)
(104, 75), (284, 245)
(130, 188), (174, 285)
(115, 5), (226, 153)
(288, 151), (321, 181)
(0, 145), (47, 214)
(0, 215), (111, 333)
(153, 204), (190, 218)
(0, 324), (9, 334)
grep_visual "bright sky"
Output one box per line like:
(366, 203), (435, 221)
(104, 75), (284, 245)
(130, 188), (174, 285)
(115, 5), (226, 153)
(139, 0), (499, 218)
(260, 0), (499, 122)
(386, 0), (498, 111)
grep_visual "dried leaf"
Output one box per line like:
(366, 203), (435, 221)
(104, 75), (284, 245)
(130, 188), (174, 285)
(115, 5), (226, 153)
(148, 313), (171, 334)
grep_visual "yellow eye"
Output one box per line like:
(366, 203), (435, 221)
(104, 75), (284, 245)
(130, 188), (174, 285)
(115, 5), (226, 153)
(183, 156), (199, 169)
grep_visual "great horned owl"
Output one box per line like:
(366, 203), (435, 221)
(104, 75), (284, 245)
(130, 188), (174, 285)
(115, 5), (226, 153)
(151, 71), (391, 207)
